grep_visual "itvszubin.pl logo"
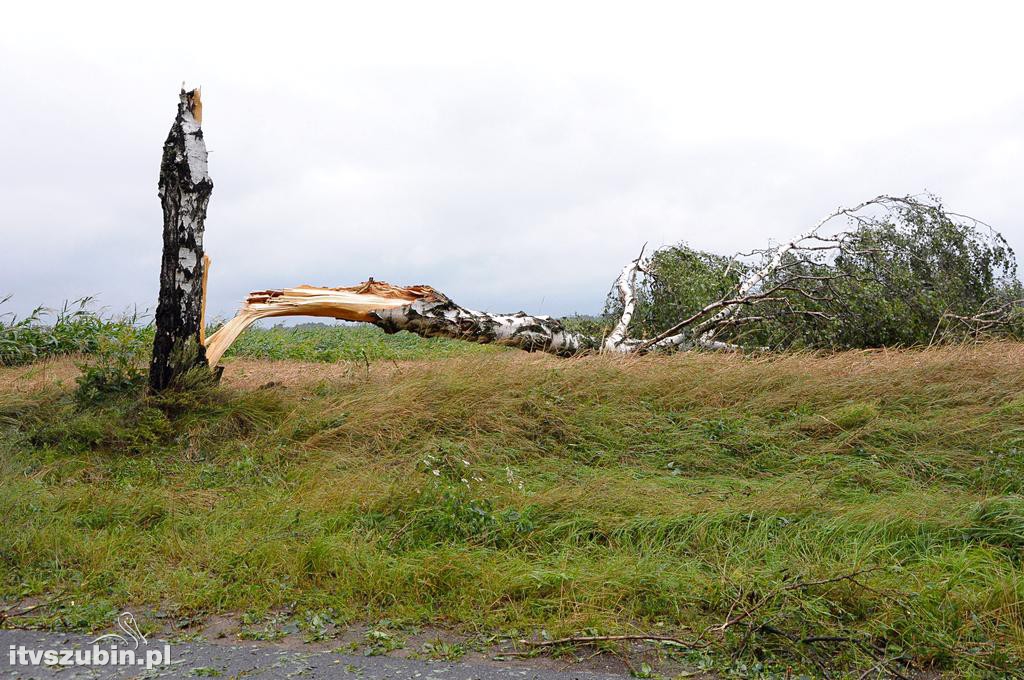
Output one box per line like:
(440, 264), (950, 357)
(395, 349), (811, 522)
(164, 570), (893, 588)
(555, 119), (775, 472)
(8, 612), (171, 670)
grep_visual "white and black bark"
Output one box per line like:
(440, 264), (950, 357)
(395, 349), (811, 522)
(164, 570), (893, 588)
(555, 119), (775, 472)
(203, 249), (657, 364)
(373, 295), (603, 356)
(204, 197), (1007, 364)
(203, 282), (603, 365)
(603, 247), (645, 351)
(150, 88), (213, 391)
(201, 215), (855, 363)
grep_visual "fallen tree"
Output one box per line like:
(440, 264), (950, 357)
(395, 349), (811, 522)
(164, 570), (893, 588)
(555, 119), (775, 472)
(203, 246), (735, 365)
(205, 195), (1022, 364)
(622, 196), (1024, 350)
(142, 91), (1020, 373)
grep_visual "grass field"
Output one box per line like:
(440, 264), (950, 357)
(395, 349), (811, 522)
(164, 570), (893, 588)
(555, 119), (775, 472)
(2, 336), (1024, 677)
(223, 323), (505, 362)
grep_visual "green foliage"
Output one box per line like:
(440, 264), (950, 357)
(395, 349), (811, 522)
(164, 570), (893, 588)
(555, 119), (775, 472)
(558, 314), (612, 340)
(364, 626), (405, 656)
(368, 450), (540, 549)
(399, 485), (538, 549)
(610, 246), (740, 337)
(418, 638), (466, 661)
(759, 199), (1023, 348)
(74, 322), (149, 405)
(0, 297), (142, 366)
(630, 196), (1024, 349)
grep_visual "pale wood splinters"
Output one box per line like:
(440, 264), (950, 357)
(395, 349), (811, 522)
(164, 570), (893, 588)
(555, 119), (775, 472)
(200, 254), (211, 347)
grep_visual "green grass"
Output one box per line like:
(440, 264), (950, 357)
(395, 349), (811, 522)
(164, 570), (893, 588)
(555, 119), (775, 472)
(0, 295), (503, 366)
(221, 323), (504, 362)
(0, 297), (138, 366)
(3, 344), (1024, 676)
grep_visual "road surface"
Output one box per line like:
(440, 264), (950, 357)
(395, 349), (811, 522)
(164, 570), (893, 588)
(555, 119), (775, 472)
(1, 629), (635, 680)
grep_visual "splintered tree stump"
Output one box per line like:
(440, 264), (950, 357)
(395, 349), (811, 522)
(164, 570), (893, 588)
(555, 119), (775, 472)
(150, 88), (213, 391)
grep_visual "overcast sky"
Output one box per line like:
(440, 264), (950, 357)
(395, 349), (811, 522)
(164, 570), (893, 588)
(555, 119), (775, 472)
(2, 1), (1023, 322)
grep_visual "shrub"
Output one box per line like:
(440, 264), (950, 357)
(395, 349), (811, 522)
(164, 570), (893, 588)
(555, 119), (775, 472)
(74, 323), (149, 405)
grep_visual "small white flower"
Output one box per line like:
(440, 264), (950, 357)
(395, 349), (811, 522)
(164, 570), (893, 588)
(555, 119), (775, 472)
(432, 469), (440, 476)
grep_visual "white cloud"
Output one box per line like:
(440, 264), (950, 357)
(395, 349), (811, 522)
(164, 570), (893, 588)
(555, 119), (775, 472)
(2, 1), (1023, 320)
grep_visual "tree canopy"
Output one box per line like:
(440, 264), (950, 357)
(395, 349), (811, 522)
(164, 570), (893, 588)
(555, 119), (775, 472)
(605, 195), (1024, 350)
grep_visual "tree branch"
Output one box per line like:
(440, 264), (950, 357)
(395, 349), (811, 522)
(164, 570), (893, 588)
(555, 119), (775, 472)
(603, 245), (646, 351)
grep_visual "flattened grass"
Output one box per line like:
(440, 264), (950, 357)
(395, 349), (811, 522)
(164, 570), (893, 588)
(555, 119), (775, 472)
(2, 343), (1024, 674)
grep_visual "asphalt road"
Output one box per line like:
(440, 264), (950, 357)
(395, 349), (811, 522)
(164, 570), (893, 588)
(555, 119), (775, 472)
(0, 629), (633, 680)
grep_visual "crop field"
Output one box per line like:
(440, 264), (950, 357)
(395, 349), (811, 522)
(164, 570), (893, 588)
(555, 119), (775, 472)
(0, 300), (504, 367)
(2, 319), (1024, 676)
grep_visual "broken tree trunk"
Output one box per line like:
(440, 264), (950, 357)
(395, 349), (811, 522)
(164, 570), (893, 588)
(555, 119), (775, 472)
(204, 280), (603, 365)
(150, 88), (214, 391)
(203, 249), (724, 363)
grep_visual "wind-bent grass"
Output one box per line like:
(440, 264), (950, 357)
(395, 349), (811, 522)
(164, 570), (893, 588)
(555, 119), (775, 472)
(2, 343), (1024, 675)
(0, 297), (139, 366)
